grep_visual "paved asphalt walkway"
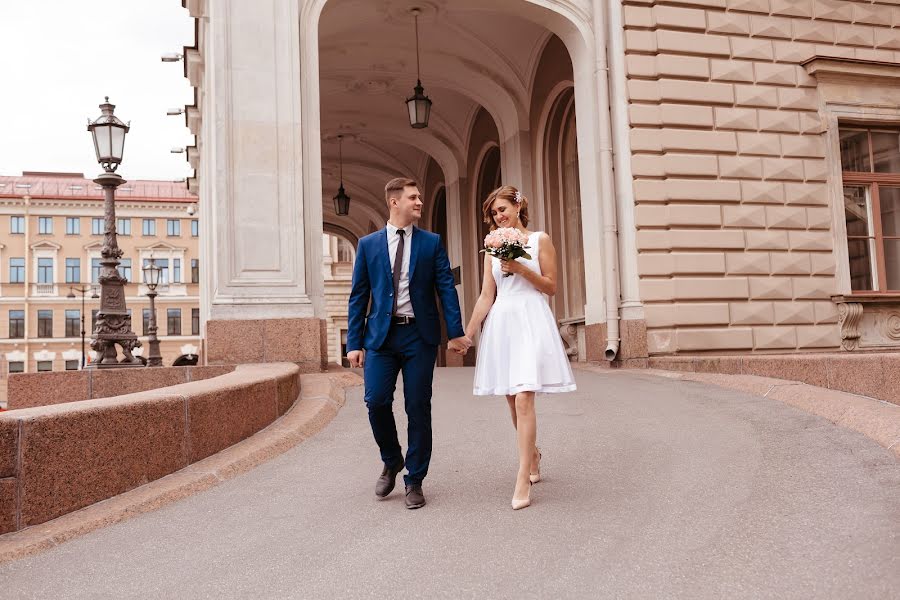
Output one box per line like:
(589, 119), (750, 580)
(1, 367), (899, 599)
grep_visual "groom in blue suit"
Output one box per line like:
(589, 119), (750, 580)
(346, 177), (471, 509)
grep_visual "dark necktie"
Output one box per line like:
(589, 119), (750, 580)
(392, 229), (405, 315)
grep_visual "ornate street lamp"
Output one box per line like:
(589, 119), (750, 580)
(405, 8), (432, 129)
(141, 258), (163, 367)
(86, 97), (142, 367)
(333, 135), (351, 216)
(67, 285), (100, 369)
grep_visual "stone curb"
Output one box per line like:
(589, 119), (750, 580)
(576, 364), (900, 461)
(0, 370), (363, 565)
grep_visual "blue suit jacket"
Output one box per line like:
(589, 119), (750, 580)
(347, 226), (464, 351)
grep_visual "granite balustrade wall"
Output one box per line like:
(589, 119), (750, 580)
(0, 363), (300, 535)
(7, 366), (236, 410)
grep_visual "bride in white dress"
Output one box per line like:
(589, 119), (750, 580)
(462, 185), (576, 510)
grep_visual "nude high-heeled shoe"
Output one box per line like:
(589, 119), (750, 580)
(511, 482), (532, 510)
(529, 447), (542, 484)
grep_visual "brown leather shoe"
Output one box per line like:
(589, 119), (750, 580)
(405, 484), (426, 509)
(375, 458), (404, 499)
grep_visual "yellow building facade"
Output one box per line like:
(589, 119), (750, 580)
(0, 173), (201, 380)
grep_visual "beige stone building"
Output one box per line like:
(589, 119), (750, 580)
(171, 0), (899, 367)
(0, 173), (202, 381)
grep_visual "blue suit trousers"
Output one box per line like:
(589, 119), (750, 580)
(363, 322), (437, 486)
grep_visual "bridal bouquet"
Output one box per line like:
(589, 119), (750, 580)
(482, 228), (531, 277)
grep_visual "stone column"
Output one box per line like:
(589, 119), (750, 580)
(202, 0), (326, 371)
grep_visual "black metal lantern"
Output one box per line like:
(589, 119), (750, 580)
(405, 8), (432, 129)
(333, 135), (351, 216)
(87, 97), (130, 172)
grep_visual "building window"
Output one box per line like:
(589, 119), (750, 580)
(37, 257), (53, 284)
(192, 308), (200, 335)
(167, 219), (181, 236)
(118, 258), (132, 282)
(142, 219), (156, 236)
(38, 216), (53, 235)
(9, 310), (24, 338)
(65, 360), (79, 371)
(91, 217), (104, 235)
(91, 258), (102, 283)
(65, 309), (80, 337)
(117, 218), (131, 236)
(37, 310), (53, 337)
(9, 257), (24, 283)
(191, 219), (199, 237)
(66, 217), (80, 235)
(840, 127), (900, 292)
(143, 308), (152, 335)
(167, 308), (181, 336)
(65, 257), (80, 283)
(8, 361), (24, 374)
(191, 259), (199, 284)
(173, 259), (181, 283)
(10, 216), (24, 234)
(36, 361), (52, 372)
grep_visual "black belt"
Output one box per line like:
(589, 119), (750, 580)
(391, 315), (416, 325)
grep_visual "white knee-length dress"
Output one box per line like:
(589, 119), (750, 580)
(473, 231), (577, 396)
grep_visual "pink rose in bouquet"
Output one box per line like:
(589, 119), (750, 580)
(482, 227), (532, 276)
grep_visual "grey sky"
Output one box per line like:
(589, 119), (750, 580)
(0, 1), (194, 181)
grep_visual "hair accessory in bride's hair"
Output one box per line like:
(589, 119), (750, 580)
(514, 191), (523, 204)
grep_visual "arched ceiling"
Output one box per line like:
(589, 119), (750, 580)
(318, 0), (557, 229)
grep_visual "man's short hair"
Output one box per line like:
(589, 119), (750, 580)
(385, 177), (418, 204)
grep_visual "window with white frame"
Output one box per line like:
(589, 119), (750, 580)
(37, 257), (53, 284)
(10, 216), (24, 234)
(167, 219), (181, 236)
(38, 217), (53, 235)
(117, 218), (131, 235)
(65, 257), (80, 283)
(91, 218), (103, 235)
(9, 257), (24, 283)
(840, 127), (900, 292)
(66, 217), (80, 235)
(142, 219), (156, 236)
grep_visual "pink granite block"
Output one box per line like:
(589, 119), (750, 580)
(7, 371), (90, 410)
(0, 477), (15, 534)
(0, 417), (18, 478)
(16, 393), (187, 528)
(90, 367), (188, 400)
(619, 319), (649, 360)
(878, 354), (900, 406)
(276, 373), (300, 416)
(262, 318), (326, 372)
(186, 378), (278, 463)
(584, 323), (607, 363)
(695, 356), (743, 375)
(825, 354), (886, 400)
(186, 365), (235, 383)
(206, 319), (265, 364)
(742, 355), (829, 387)
(648, 357), (697, 372)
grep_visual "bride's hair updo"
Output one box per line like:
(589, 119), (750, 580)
(482, 185), (530, 230)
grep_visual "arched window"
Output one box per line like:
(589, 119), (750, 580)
(542, 88), (585, 319)
(475, 146), (502, 280)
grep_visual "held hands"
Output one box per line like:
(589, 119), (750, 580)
(448, 336), (473, 355)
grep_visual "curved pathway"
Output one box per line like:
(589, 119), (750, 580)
(1, 367), (898, 599)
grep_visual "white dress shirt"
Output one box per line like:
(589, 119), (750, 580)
(386, 222), (414, 317)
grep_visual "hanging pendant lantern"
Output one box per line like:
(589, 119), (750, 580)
(405, 8), (432, 129)
(333, 135), (351, 216)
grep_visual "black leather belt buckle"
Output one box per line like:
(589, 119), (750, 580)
(392, 315), (415, 325)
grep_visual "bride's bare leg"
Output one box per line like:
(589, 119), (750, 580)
(513, 391), (536, 505)
(507, 394), (540, 477)
(506, 395), (517, 428)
